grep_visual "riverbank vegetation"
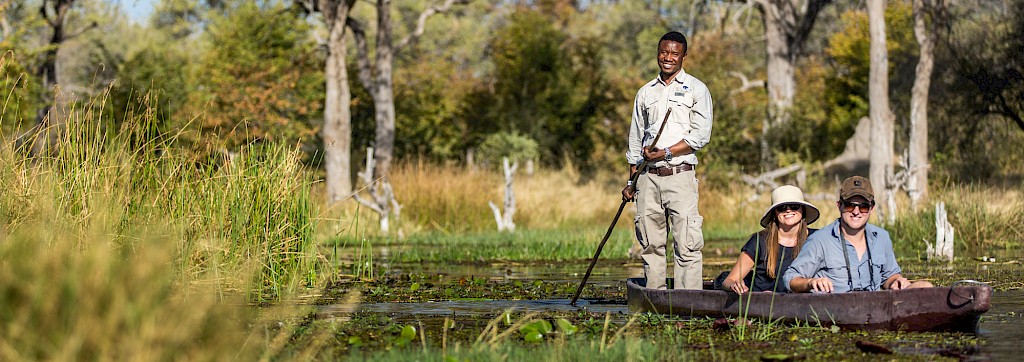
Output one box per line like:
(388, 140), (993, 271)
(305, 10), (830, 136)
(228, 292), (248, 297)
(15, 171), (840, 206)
(3, 0), (1024, 360)
(330, 161), (1024, 262)
(1, 92), (1019, 359)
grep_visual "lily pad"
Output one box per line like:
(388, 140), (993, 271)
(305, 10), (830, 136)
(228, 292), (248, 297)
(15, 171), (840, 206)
(556, 318), (578, 335)
(523, 330), (543, 342)
(520, 319), (552, 336)
(401, 325), (417, 340)
(533, 319), (553, 334)
(519, 323), (536, 335)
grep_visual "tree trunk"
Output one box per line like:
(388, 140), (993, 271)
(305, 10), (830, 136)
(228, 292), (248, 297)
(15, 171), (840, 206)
(371, 0), (396, 179)
(927, 201), (954, 262)
(487, 157), (517, 232)
(762, 4), (795, 120)
(320, 0), (356, 203)
(39, 0), (73, 94)
(867, 0), (895, 221)
(754, 0), (831, 167)
(23, 0), (84, 158)
(349, 0), (464, 180)
(908, 0), (935, 209)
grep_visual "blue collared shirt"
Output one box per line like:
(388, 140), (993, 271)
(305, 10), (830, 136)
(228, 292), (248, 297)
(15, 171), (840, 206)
(783, 219), (902, 293)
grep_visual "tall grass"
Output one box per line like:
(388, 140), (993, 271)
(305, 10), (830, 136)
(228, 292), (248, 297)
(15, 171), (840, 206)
(0, 73), (322, 301)
(0, 54), (328, 359)
(164, 143), (320, 300)
(890, 184), (1024, 256)
(0, 218), (259, 360)
(343, 161), (770, 240)
(335, 160), (1024, 264)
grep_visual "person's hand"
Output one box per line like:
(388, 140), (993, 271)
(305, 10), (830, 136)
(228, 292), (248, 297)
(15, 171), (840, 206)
(724, 279), (749, 294)
(888, 277), (911, 290)
(642, 146), (665, 162)
(809, 277), (834, 293)
(621, 185), (636, 201)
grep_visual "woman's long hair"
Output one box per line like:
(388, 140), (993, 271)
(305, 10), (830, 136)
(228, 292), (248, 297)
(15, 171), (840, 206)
(764, 213), (809, 279)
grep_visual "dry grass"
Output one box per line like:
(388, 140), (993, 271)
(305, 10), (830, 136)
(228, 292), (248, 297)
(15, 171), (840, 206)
(324, 162), (1023, 258)
(0, 212), (257, 361)
(327, 162), (820, 240)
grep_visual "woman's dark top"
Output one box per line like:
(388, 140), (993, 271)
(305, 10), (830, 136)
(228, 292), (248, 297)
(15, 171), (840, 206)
(740, 228), (818, 293)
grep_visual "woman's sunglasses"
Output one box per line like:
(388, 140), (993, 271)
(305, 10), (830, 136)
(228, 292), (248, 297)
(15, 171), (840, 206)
(774, 204), (803, 213)
(841, 201), (873, 213)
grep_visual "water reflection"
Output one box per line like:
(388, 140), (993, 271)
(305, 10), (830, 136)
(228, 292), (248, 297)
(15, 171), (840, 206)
(978, 290), (1024, 361)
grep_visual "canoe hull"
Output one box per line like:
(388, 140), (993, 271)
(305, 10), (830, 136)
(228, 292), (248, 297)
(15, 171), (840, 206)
(626, 278), (991, 333)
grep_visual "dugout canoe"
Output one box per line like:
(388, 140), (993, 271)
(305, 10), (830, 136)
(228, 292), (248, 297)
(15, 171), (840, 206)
(626, 278), (991, 333)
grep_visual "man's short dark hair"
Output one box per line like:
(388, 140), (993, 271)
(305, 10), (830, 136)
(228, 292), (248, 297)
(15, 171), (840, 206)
(659, 31), (688, 55)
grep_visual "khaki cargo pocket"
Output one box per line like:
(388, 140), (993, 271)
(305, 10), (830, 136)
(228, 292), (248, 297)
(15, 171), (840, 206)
(634, 215), (649, 249)
(685, 215), (704, 252)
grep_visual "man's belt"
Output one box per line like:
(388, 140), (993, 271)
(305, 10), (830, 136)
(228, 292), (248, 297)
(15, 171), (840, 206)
(646, 163), (694, 176)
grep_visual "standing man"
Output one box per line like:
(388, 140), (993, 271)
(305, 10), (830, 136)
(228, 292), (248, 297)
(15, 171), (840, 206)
(622, 31), (713, 290)
(783, 176), (934, 293)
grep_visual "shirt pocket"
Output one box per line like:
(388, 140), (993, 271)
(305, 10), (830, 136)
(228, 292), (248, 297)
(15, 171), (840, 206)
(820, 258), (849, 280)
(669, 92), (695, 109)
(668, 94), (695, 125)
(642, 99), (659, 120)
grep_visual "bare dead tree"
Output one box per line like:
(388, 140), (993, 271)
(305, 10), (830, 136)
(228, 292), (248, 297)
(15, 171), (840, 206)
(487, 157), (517, 232)
(728, 71), (766, 96)
(926, 201), (954, 262)
(354, 147), (402, 233)
(739, 164), (804, 191)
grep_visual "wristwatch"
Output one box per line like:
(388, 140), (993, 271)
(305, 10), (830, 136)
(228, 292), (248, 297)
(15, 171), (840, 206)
(663, 147), (673, 161)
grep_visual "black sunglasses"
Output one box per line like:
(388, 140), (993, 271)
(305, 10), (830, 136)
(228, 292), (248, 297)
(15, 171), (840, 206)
(774, 204), (803, 213)
(841, 201), (873, 213)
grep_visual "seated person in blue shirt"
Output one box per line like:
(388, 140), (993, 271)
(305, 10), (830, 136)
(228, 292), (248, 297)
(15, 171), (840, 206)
(720, 185), (819, 294)
(784, 176), (933, 293)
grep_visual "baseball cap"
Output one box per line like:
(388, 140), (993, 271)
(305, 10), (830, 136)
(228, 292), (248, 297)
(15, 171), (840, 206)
(840, 176), (874, 202)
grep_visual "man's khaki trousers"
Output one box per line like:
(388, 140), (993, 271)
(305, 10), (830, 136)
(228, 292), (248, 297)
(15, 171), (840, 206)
(634, 169), (704, 290)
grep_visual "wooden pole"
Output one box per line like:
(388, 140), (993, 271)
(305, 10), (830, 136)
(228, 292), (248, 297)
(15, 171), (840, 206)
(571, 108), (673, 306)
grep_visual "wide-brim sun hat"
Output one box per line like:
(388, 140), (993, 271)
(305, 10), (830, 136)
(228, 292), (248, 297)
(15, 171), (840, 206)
(759, 185), (820, 228)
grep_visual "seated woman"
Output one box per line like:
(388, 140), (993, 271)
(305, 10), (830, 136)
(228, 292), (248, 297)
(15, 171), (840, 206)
(721, 185), (820, 293)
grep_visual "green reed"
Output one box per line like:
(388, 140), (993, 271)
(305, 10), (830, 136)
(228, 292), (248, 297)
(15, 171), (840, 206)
(1, 90), (322, 302)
